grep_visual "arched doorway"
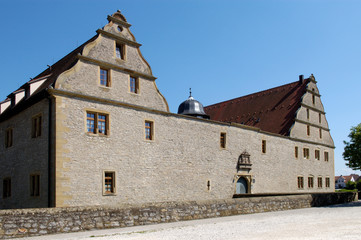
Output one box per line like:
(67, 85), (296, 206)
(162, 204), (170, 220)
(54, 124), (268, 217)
(236, 177), (248, 194)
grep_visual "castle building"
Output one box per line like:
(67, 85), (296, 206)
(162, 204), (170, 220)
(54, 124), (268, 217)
(0, 11), (334, 209)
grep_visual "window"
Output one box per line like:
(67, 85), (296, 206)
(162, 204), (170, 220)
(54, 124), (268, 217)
(207, 180), (211, 191)
(315, 150), (320, 160)
(319, 113), (322, 123)
(116, 43), (125, 60)
(30, 174), (40, 197)
(220, 132), (226, 149)
(100, 68), (110, 87)
(31, 115), (42, 138)
(262, 140), (266, 153)
(325, 177), (330, 188)
(295, 146), (298, 158)
(308, 176), (314, 188)
(297, 177), (304, 189)
(324, 151), (329, 162)
(307, 125), (310, 136)
(306, 109), (310, 120)
(86, 112), (109, 135)
(5, 128), (13, 148)
(318, 177), (322, 188)
(303, 148), (309, 159)
(3, 178), (11, 198)
(312, 95), (315, 105)
(104, 171), (115, 194)
(145, 121), (153, 140)
(319, 129), (322, 139)
(129, 76), (139, 94)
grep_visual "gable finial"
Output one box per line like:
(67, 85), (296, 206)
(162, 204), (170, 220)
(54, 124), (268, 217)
(189, 88), (192, 97)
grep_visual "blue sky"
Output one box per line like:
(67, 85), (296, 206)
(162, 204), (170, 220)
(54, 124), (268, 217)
(1, 0), (360, 176)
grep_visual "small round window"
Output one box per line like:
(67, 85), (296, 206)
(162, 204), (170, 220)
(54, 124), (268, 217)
(117, 26), (123, 32)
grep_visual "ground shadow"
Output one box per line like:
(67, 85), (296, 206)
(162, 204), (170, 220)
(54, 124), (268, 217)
(321, 200), (361, 208)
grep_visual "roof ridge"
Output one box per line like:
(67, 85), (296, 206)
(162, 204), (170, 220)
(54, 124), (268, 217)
(205, 79), (308, 108)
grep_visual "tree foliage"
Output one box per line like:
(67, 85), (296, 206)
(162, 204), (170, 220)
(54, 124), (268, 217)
(357, 180), (361, 191)
(346, 181), (356, 190)
(343, 123), (361, 170)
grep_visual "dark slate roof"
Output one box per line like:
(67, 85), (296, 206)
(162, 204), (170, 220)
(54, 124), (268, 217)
(0, 35), (98, 121)
(31, 34), (99, 94)
(204, 79), (310, 136)
(178, 96), (210, 119)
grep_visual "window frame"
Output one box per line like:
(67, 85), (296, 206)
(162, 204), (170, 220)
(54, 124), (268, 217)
(315, 149), (320, 160)
(297, 176), (304, 189)
(325, 177), (330, 188)
(5, 128), (13, 148)
(86, 111), (109, 136)
(3, 178), (11, 198)
(220, 132), (226, 149)
(30, 174), (40, 197)
(99, 68), (110, 87)
(324, 151), (329, 162)
(306, 108), (310, 120)
(115, 42), (125, 60)
(145, 120), (154, 141)
(129, 76), (139, 94)
(262, 140), (266, 154)
(103, 171), (116, 195)
(303, 148), (310, 159)
(307, 125), (310, 136)
(317, 177), (322, 188)
(31, 114), (42, 138)
(308, 176), (314, 188)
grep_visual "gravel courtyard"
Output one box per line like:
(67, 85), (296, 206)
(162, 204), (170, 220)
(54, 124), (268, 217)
(16, 201), (361, 240)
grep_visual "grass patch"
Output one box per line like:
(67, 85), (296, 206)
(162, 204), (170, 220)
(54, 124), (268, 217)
(335, 189), (357, 192)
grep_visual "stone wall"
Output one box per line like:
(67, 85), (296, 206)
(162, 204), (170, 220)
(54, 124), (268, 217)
(51, 93), (334, 207)
(0, 99), (50, 209)
(0, 192), (356, 239)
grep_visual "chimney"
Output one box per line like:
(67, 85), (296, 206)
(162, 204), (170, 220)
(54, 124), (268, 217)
(299, 75), (304, 84)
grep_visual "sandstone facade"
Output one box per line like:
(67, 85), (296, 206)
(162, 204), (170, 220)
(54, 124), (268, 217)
(0, 11), (335, 209)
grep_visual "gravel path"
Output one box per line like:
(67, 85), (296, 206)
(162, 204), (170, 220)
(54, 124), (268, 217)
(16, 201), (361, 240)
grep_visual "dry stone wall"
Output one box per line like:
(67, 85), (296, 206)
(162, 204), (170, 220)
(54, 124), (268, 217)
(0, 192), (356, 239)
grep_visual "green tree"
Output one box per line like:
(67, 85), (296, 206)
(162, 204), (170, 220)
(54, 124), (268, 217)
(356, 180), (361, 191)
(343, 123), (361, 170)
(346, 181), (356, 190)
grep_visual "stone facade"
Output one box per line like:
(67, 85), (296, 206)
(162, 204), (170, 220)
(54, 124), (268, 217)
(0, 99), (49, 209)
(0, 11), (335, 209)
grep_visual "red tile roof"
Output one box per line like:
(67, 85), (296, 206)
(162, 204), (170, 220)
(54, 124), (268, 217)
(204, 79), (310, 136)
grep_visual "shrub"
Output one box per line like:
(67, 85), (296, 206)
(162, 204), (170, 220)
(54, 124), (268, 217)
(356, 180), (361, 191)
(346, 181), (356, 190)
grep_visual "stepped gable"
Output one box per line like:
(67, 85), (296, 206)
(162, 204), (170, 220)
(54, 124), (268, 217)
(0, 35), (97, 121)
(204, 78), (310, 136)
(0, 10), (130, 120)
(32, 35), (98, 94)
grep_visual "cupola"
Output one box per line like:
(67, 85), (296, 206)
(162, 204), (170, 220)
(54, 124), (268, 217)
(177, 89), (210, 119)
